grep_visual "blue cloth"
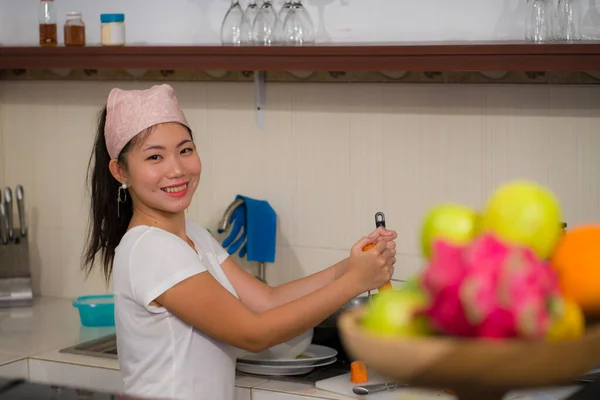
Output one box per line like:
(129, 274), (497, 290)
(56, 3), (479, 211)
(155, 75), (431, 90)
(219, 205), (247, 257)
(219, 195), (277, 263)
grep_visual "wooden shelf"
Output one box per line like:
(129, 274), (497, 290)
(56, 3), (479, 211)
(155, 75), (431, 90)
(1, 41), (600, 72)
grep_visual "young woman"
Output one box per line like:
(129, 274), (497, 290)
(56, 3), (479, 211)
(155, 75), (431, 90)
(82, 84), (397, 400)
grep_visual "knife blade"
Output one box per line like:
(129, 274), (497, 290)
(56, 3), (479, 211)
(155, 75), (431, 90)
(4, 187), (14, 241)
(353, 382), (408, 395)
(15, 185), (26, 237)
(0, 202), (8, 245)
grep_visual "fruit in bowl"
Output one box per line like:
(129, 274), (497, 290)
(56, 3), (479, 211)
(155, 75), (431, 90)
(479, 180), (562, 260)
(362, 283), (431, 338)
(551, 225), (600, 317)
(337, 180), (600, 400)
(359, 180), (588, 342)
(420, 203), (479, 260)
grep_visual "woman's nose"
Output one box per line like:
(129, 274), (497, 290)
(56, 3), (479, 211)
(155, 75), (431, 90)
(166, 156), (184, 178)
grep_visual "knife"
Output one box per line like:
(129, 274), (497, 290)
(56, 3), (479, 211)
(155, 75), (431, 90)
(15, 185), (26, 237)
(4, 187), (14, 241)
(0, 203), (8, 245)
(353, 382), (408, 395)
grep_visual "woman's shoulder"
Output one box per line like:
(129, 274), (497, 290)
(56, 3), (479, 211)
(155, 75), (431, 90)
(185, 219), (214, 242)
(119, 225), (194, 256)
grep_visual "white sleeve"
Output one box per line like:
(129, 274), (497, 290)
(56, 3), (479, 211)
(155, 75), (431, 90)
(128, 229), (208, 312)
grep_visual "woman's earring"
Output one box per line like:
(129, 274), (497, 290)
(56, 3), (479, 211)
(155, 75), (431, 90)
(117, 182), (128, 218)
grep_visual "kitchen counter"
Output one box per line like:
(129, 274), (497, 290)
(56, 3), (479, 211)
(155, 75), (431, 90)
(0, 296), (364, 399)
(0, 296), (588, 400)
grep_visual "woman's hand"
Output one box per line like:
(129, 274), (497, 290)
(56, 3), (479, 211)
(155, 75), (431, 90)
(368, 226), (397, 254)
(346, 236), (396, 294)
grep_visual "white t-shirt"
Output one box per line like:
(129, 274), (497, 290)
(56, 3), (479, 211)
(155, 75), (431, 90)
(113, 219), (239, 400)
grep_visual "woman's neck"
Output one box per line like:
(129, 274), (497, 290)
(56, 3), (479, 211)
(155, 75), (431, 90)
(129, 206), (187, 241)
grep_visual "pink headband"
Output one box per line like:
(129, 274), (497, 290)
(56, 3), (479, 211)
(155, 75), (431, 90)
(104, 84), (191, 159)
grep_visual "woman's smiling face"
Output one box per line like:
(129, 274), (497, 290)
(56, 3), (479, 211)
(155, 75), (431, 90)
(118, 122), (201, 216)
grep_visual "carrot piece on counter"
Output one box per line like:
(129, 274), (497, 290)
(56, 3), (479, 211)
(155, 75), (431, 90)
(350, 361), (368, 383)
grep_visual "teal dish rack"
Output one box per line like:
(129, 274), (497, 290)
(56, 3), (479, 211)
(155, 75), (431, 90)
(73, 294), (115, 327)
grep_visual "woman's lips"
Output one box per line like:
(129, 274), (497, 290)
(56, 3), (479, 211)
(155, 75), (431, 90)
(161, 183), (188, 198)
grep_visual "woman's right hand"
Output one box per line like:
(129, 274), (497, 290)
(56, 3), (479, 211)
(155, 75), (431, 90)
(346, 237), (396, 294)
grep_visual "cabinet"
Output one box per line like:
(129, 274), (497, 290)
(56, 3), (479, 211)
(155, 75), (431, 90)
(253, 389), (317, 400)
(0, 359), (28, 380)
(28, 359), (123, 394)
(235, 387), (251, 400)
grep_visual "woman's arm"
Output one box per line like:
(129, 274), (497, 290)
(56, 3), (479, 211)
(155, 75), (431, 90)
(221, 227), (397, 314)
(220, 257), (348, 314)
(156, 237), (395, 353)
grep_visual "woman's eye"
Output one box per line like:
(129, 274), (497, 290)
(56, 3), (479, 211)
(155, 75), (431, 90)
(181, 147), (194, 154)
(147, 154), (162, 161)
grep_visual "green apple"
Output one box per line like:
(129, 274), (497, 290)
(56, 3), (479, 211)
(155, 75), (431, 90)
(420, 203), (479, 259)
(362, 287), (431, 338)
(479, 180), (562, 260)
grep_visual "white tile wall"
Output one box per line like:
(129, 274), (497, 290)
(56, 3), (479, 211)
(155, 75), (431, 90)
(0, 81), (599, 299)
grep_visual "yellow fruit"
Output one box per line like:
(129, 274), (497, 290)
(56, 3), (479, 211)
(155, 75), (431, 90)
(362, 287), (431, 337)
(480, 180), (562, 260)
(420, 203), (479, 259)
(546, 298), (585, 342)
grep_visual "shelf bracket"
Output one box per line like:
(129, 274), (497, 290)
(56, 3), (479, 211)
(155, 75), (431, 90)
(254, 70), (266, 130)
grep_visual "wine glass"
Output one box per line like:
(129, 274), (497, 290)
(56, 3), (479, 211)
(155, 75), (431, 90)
(307, 0), (334, 42)
(220, 0), (252, 45)
(278, 0), (293, 22)
(525, 0), (553, 42)
(282, 0), (315, 45)
(252, 0), (282, 45)
(556, 0), (581, 40)
(582, 0), (600, 39)
(245, 0), (260, 28)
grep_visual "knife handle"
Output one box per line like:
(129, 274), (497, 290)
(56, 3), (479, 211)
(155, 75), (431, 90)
(0, 203), (8, 245)
(352, 382), (407, 395)
(16, 185), (26, 237)
(3, 187), (13, 241)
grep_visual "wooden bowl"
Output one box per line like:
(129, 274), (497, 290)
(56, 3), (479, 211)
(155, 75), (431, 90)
(338, 307), (600, 400)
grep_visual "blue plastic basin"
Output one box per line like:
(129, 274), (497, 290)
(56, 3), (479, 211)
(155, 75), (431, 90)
(73, 294), (115, 327)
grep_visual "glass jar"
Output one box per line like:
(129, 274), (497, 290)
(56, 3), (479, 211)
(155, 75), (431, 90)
(38, 0), (57, 46)
(64, 12), (86, 46)
(100, 14), (126, 46)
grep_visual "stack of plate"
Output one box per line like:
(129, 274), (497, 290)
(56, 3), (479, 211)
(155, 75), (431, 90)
(235, 344), (338, 376)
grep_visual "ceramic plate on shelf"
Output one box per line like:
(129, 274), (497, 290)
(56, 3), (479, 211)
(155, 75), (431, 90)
(236, 344), (337, 366)
(236, 356), (337, 376)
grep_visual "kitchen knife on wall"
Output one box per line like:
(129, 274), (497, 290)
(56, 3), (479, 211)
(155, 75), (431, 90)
(0, 202), (8, 245)
(16, 185), (26, 237)
(4, 187), (14, 241)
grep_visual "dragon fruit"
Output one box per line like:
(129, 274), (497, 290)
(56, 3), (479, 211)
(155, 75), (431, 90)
(421, 233), (562, 340)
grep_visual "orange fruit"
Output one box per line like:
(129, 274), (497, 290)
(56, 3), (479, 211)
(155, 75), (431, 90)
(551, 225), (600, 316)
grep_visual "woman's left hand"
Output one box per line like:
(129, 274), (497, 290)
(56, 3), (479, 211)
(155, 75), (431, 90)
(368, 226), (397, 255)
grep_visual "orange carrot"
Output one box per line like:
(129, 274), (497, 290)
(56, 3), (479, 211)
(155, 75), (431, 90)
(362, 243), (376, 251)
(350, 361), (368, 384)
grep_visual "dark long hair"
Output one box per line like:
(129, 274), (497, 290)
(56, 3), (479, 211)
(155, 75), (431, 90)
(82, 106), (134, 283)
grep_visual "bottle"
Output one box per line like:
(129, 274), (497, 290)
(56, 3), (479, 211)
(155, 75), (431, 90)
(64, 12), (86, 46)
(39, 0), (57, 46)
(100, 14), (126, 46)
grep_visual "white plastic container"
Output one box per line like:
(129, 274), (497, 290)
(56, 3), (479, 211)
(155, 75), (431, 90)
(100, 13), (125, 46)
